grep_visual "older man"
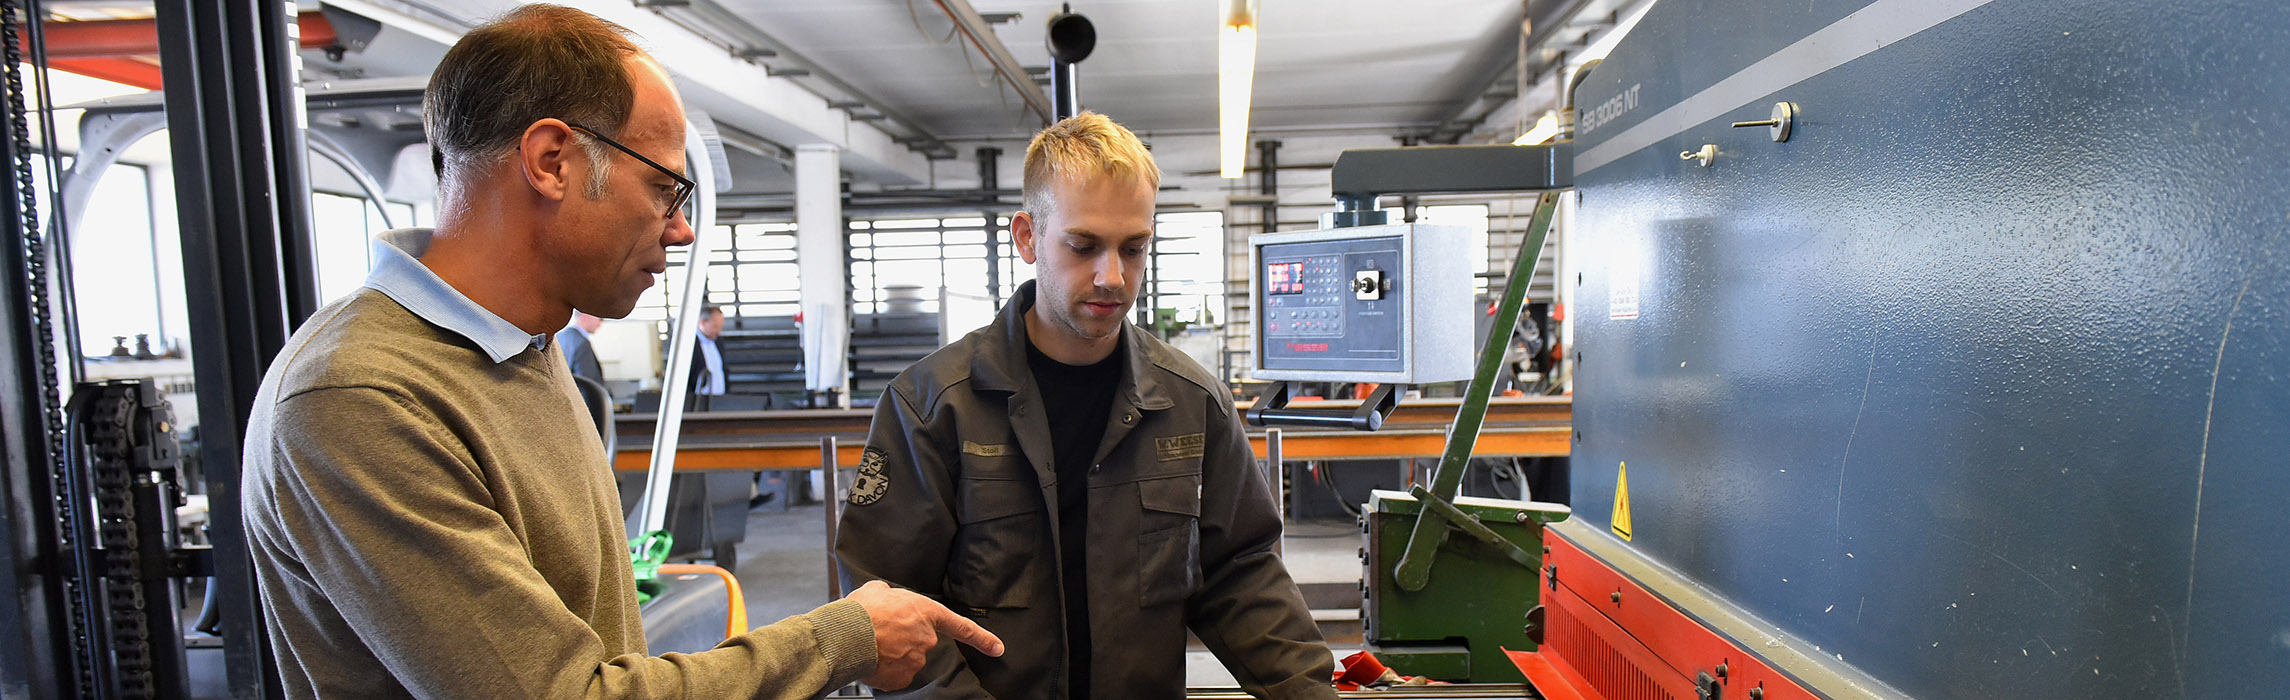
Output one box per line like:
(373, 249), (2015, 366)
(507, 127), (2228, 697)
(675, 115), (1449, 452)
(240, 6), (998, 698)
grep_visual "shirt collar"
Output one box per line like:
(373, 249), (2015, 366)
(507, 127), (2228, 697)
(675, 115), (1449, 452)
(364, 228), (550, 364)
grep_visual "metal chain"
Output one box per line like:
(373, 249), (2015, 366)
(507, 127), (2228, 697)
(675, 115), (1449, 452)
(2, 1), (95, 696)
(85, 384), (159, 699)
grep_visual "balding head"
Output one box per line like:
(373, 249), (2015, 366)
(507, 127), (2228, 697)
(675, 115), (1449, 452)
(424, 4), (645, 194)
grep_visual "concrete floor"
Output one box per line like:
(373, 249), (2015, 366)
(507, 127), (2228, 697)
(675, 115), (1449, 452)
(716, 501), (1363, 689)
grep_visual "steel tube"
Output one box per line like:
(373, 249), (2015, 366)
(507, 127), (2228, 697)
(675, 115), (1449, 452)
(820, 436), (840, 602)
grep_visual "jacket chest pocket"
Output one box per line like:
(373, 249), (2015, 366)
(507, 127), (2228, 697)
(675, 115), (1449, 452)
(1136, 471), (1202, 607)
(947, 460), (1046, 610)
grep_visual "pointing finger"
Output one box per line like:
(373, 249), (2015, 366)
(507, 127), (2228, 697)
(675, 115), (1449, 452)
(931, 607), (1004, 657)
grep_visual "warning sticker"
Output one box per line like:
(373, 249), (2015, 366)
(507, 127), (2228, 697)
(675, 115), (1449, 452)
(1611, 461), (1633, 541)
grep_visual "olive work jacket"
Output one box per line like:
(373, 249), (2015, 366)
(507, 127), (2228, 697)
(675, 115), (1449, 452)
(835, 281), (1336, 699)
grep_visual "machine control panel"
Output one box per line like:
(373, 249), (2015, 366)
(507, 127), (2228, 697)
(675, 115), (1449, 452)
(1251, 223), (1471, 384)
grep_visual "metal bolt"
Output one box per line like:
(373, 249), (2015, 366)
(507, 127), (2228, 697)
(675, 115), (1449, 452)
(1716, 663), (1729, 678)
(1749, 689), (1764, 700)
(1730, 101), (1797, 142)
(1514, 511), (1530, 523)
(1610, 591), (1622, 603)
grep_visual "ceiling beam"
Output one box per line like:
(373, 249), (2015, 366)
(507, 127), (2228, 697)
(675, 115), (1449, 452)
(1429, 0), (1605, 143)
(930, 0), (1054, 126)
(319, 0), (935, 186)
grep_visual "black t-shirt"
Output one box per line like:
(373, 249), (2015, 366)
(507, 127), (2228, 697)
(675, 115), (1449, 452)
(1024, 332), (1121, 700)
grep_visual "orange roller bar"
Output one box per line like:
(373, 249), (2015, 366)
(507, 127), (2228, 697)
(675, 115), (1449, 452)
(28, 12), (336, 60)
(611, 429), (1568, 472)
(47, 57), (161, 90)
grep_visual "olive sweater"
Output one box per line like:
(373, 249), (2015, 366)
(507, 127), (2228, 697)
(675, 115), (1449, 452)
(242, 282), (873, 699)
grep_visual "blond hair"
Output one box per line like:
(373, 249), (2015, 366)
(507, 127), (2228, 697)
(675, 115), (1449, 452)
(1021, 112), (1160, 217)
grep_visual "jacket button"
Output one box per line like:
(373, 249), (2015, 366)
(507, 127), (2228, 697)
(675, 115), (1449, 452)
(1090, 464), (1102, 474)
(1122, 413), (1135, 424)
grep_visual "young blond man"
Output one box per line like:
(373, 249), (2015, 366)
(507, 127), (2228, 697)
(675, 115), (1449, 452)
(837, 113), (1337, 699)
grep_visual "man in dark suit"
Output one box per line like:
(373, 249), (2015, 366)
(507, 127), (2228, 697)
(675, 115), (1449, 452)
(557, 311), (606, 384)
(685, 304), (727, 408)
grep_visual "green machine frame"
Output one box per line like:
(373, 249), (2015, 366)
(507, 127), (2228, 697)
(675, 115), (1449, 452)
(1314, 145), (1574, 681)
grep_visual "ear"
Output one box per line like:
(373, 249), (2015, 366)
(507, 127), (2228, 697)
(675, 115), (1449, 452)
(518, 120), (579, 202)
(1012, 210), (1040, 264)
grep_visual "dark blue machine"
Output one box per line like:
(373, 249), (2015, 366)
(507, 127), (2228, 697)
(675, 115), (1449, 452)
(1568, 0), (2290, 697)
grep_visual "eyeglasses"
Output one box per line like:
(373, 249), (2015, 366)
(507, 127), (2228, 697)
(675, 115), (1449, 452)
(563, 121), (695, 219)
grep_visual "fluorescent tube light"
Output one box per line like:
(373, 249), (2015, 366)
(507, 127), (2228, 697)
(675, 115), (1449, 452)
(1219, 0), (1258, 179)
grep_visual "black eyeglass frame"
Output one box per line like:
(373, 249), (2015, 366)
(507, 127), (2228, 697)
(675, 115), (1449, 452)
(563, 120), (695, 219)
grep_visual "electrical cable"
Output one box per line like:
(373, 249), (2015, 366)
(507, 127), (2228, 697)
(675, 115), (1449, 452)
(1314, 461), (1363, 520)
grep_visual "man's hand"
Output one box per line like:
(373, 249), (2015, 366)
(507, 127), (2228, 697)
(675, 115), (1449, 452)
(846, 580), (1005, 689)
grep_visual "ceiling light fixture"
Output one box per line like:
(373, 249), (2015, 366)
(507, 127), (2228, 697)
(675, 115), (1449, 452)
(1219, 0), (1258, 179)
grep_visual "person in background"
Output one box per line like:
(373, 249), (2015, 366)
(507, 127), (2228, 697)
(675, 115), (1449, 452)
(237, 6), (1000, 698)
(559, 311), (606, 384)
(686, 304), (728, 406)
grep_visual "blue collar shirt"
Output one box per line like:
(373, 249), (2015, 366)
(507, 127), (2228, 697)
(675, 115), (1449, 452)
(362, 228), (550, 364)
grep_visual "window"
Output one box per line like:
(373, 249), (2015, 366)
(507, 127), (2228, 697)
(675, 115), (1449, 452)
(848, 216), (1002, 316)
(308, 191), (427, 304)
(1143, 211), (1225, 326)
(851, 211), (1226, 329)
(639, 222), (801, 322)
(60, 159), (166, 357)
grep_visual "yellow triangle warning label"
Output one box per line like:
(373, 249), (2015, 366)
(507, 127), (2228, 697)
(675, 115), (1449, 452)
(1611, 461), (1633, 541)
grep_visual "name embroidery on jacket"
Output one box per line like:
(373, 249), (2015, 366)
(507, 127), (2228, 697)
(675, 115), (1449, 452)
(961, 440), (1011, 457)
(1155, 433), (1206, 461)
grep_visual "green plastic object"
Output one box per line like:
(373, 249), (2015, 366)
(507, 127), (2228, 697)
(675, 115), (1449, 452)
(1393, 191), (1559, 592)
(630, 529), (674, 604)
(1364, 489), (1570, 682)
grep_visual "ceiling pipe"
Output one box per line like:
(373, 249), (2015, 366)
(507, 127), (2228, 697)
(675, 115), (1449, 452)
(1044, 5), (1094, 121)
(930, 0), (1055, 125)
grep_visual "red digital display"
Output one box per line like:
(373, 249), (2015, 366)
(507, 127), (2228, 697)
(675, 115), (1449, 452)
(1267, 261), (1305, 295)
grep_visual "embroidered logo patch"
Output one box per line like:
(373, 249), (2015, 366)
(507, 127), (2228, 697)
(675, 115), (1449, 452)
(1155, 433), (1207, 461)
(961, 440), (1011, 457)
(848, 447), (890, 506)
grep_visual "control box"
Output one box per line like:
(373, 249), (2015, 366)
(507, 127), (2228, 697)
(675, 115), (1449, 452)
(1249, 223), (1473, 384)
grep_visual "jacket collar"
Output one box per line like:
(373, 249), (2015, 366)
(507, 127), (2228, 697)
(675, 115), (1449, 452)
(970, 280), (1175, 411)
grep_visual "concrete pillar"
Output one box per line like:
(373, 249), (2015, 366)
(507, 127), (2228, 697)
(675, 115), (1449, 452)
(796, 144), (849, 407)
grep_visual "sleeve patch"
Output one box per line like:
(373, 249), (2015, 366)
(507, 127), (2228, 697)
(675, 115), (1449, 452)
(848, 447), (890, 506)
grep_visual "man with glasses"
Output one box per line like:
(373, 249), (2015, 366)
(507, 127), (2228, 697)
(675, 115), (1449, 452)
(239, 5), (1000, 699)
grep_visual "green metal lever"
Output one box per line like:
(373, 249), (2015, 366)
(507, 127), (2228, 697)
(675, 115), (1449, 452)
(1408, 485), (1543, 570)
(630, 529), (673, 604)
(1393, 191), (1559, 592)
